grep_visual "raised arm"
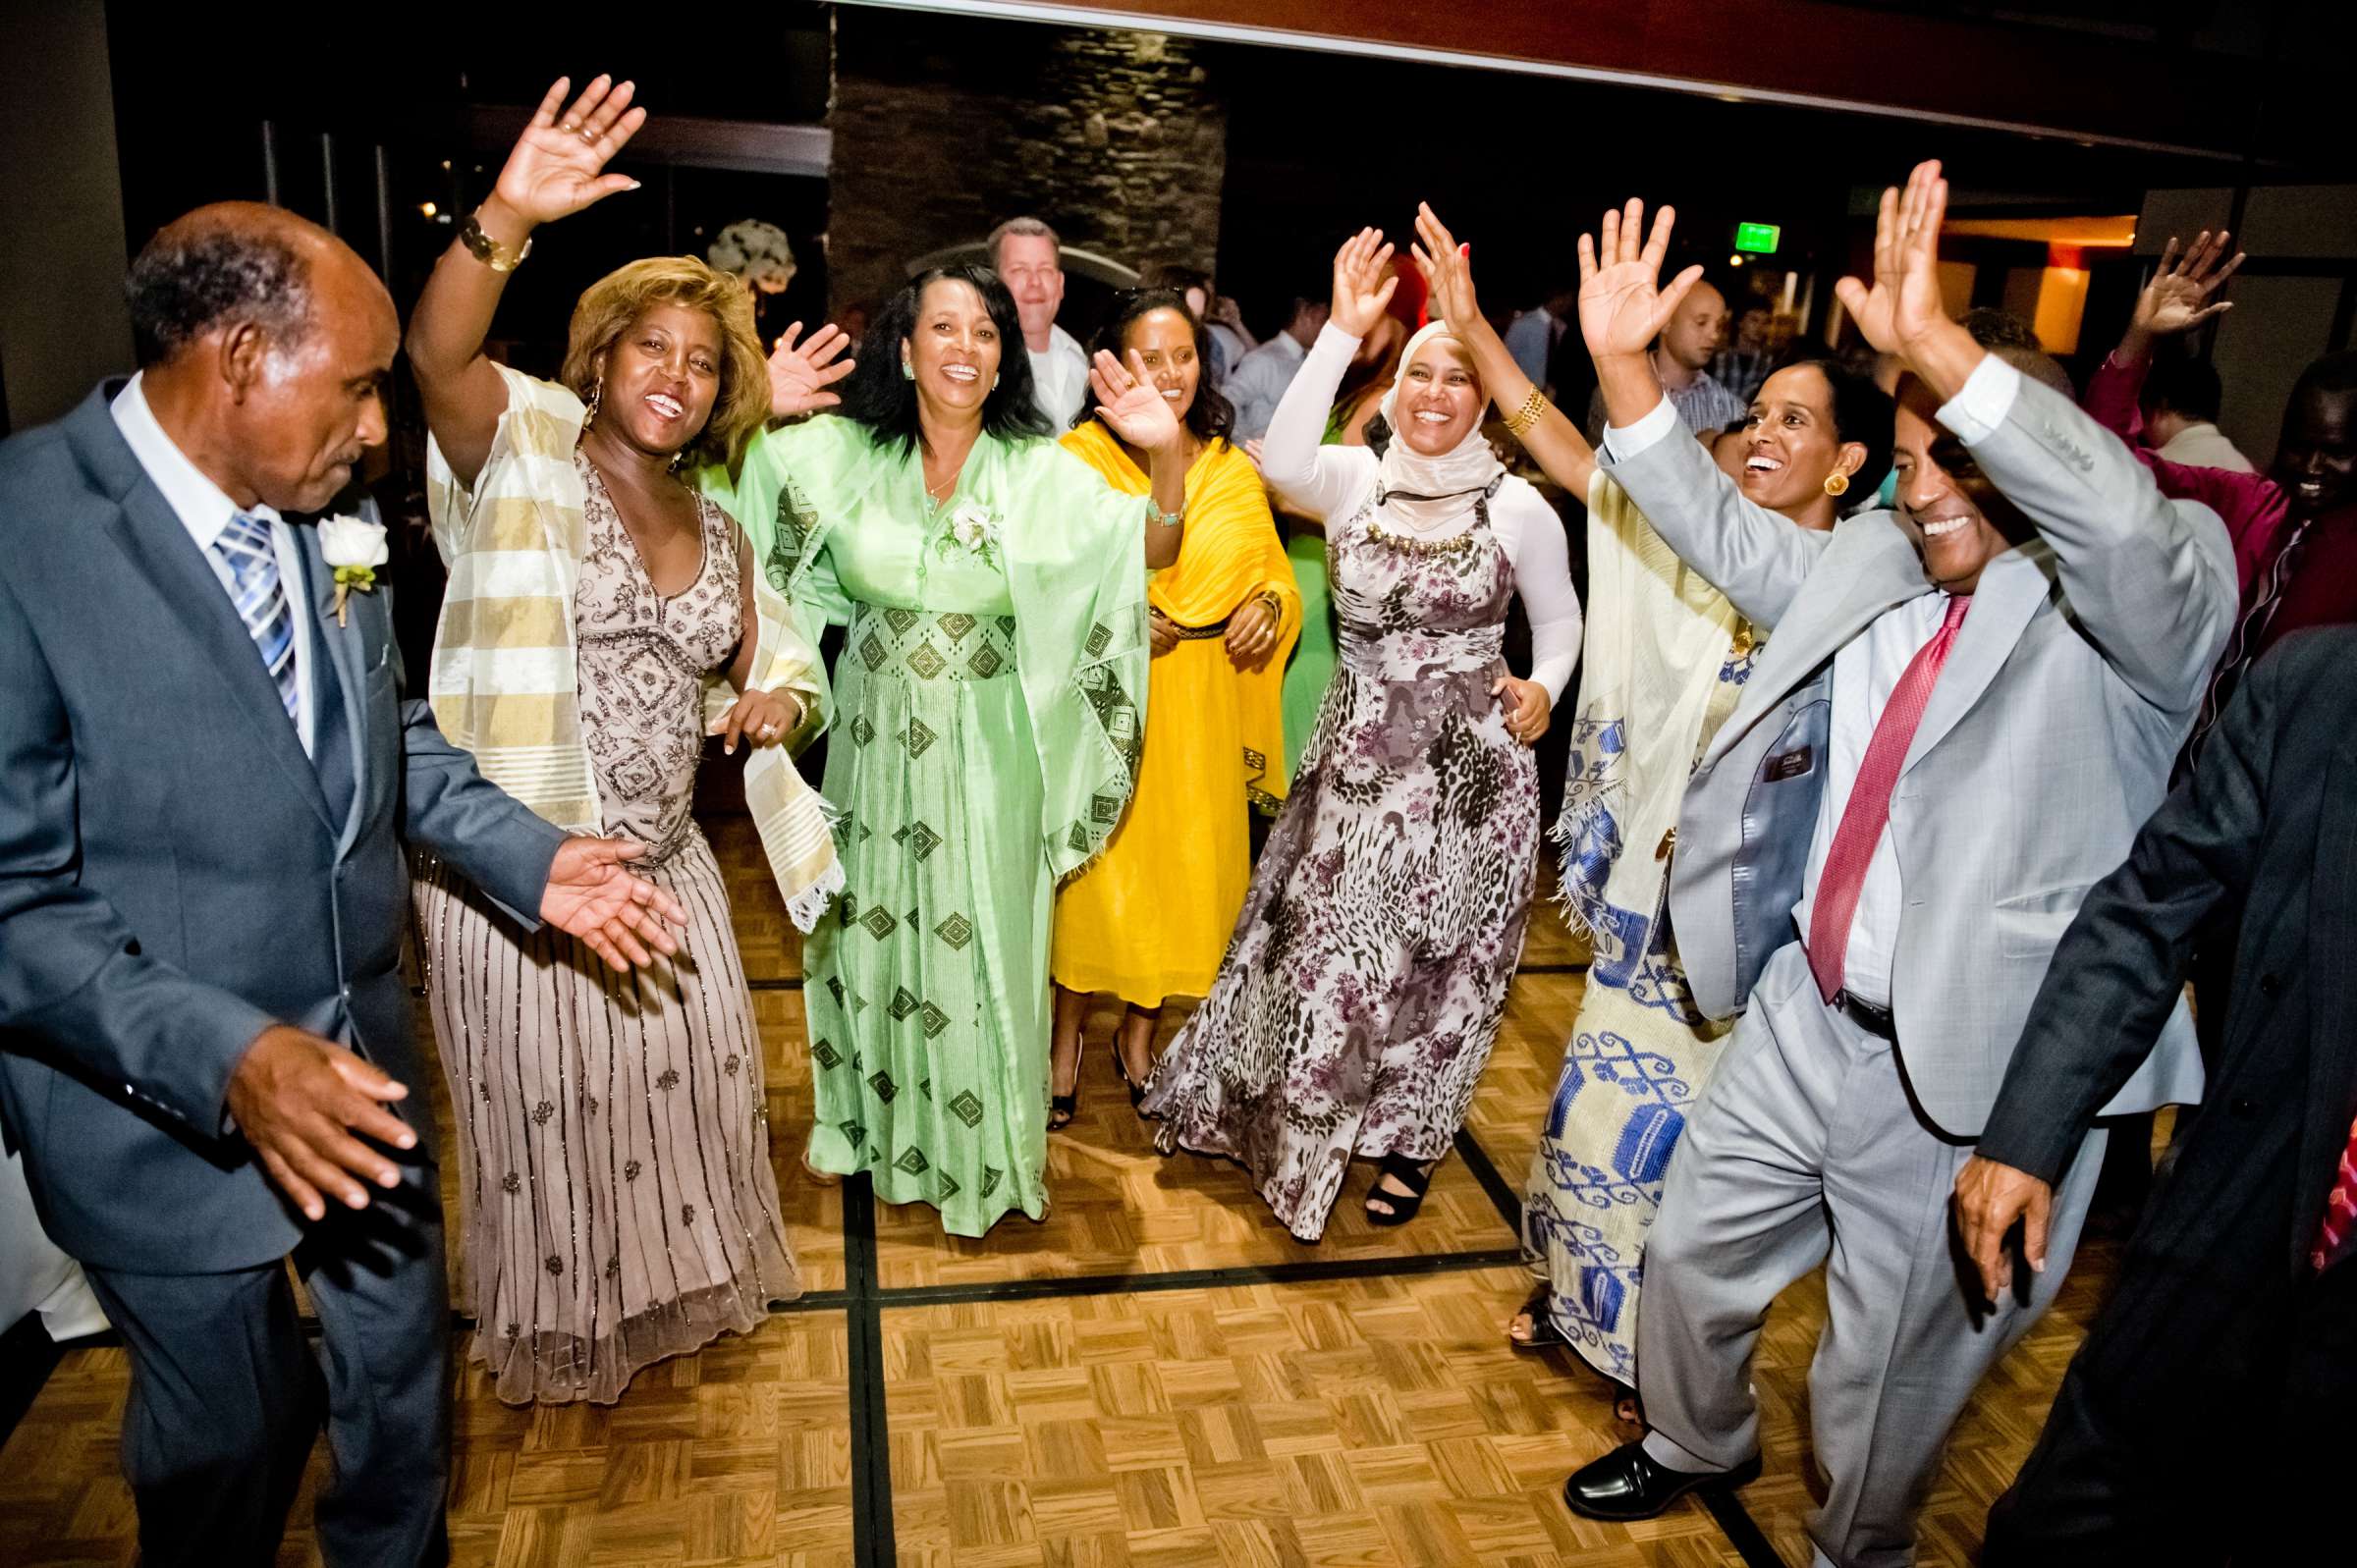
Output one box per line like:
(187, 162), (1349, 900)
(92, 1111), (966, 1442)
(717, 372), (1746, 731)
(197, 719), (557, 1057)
(1565, 198), (1829, 626)
(1087, 349), (1193, 569)
(1412, 204), (1597, 498)
(1849, 162), (2233, 710)
(407, 75), (647, 490)
(1258, 229), (1392, 517)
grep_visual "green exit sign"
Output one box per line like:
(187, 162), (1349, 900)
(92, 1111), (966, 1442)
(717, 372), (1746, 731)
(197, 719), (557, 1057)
(1734, 222), (1781, 254)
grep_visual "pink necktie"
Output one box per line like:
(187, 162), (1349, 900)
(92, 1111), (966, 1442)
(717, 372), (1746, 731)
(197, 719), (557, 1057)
(1809, 595), (1971, 1002)
(2311, 1114), (2357, 1272)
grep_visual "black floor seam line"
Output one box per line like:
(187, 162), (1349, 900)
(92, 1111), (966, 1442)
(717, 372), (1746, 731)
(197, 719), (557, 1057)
(841, 1172), (896, 1568)
(1453, 1125), (1788, 1566)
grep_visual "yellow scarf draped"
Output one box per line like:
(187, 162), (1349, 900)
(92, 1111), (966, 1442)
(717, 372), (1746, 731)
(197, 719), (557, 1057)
(1062, 419), (1301, 807)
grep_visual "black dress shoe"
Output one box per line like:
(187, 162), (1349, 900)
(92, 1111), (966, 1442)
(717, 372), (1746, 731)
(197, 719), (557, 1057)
(1562, 1439), (1762, 1521)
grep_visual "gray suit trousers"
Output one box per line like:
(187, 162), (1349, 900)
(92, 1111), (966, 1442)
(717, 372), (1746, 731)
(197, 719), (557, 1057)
(80, 1146), (451, 1568)
(1635, 942), (2106, 1568)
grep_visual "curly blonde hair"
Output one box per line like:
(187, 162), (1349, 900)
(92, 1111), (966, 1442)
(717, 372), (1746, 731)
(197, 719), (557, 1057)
(561, 255), (767, 475)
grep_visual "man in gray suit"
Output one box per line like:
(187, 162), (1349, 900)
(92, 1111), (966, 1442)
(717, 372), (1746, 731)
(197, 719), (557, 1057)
(1558, 164), (2234, 1566)
(0, 203), (688, 1566)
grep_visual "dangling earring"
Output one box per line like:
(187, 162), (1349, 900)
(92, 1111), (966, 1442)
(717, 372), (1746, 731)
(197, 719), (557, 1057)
(1822, 470), (1850, 498)
(901, 356), (914, 381)
(991, 373), (1000, 391)
(583, 376), (603, 427)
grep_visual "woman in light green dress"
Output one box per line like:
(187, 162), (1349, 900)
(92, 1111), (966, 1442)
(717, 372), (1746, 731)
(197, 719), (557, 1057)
(708, 267), (1190, 1235)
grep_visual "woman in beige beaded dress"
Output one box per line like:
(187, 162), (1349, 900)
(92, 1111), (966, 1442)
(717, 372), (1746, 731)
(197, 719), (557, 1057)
(405, 75), (851, 1403)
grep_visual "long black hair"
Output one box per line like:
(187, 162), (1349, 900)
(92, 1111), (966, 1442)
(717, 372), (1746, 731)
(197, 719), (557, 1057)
(835, 265), (1054, 454)
(1070, 288), (1236, 446)
(1768, 357), (1896, 502)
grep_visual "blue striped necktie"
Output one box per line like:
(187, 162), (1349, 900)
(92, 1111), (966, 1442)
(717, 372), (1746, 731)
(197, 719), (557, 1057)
(213, 511), (300, 726)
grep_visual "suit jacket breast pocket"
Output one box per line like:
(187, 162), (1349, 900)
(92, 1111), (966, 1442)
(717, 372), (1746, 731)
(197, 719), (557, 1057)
(1994, 883), (2093, 959)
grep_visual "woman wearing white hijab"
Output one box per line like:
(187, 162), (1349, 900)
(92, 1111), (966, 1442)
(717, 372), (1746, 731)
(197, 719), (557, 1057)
(1141, 228), (1582, 1238)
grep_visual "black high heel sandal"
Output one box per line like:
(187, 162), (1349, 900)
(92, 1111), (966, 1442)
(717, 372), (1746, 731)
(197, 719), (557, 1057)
(1364, 1152), (1434, 1226)
(1110, 1040), (1147, 1109)
(1049, 1039), (1081, 1131)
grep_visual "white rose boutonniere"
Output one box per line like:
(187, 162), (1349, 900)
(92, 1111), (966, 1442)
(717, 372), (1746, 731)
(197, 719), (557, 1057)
(945, 502), (1002, 566)
(319, 514), (389, 625)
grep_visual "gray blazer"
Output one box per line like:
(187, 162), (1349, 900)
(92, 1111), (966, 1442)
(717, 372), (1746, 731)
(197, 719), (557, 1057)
(1601, 371), (2235, 1137)
(0, 384), (566, 1273)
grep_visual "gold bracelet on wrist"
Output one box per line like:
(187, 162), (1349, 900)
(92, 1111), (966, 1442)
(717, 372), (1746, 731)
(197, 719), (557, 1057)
(459, 211), (533, 273)
(1502, 387), (1550, 436)
(1149, 501), (1184, 529)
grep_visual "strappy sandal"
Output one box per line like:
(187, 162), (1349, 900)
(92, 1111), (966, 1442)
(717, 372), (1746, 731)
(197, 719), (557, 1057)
(1364, 1152), (1435, 1226)
(1110, 1040), (1147, 1110)
(1048, 1087), (1078, 1132)
(1508, 1286), (1569, 1353)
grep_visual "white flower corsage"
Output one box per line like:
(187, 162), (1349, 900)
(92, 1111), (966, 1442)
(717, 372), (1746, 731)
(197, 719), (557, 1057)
(943, 502), (1002, 566)
(319, 514), (389, 625)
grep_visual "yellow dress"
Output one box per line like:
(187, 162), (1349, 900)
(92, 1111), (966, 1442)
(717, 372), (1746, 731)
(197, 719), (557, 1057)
(1051, 423), (1300, 1007)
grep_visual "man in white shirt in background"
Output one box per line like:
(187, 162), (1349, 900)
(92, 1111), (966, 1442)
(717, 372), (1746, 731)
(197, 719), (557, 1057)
(1584, 271), (1744, 440)
(2145, 354), (2258, 472)
(989, 216), (1089, 428)
(1226, 292), (1331, 441)
(1506, 285), (1577, 393)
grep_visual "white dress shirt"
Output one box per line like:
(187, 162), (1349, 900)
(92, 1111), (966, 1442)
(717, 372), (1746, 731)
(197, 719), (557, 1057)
(1027, 323), (1091, 429)
(1606, 354), (2027, 1006)
(111, 374), (315, 755)
(2155, 420), (2257, 474)
(1224, 331), (1309, 441)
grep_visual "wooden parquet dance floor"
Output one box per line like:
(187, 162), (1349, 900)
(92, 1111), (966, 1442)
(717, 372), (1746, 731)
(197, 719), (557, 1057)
(0, 811), (2131, 1568)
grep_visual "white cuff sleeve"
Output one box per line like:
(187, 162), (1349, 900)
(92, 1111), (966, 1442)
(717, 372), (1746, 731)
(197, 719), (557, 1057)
(1935, 354), (2022, 448)
(1602, 395), (1681, 463)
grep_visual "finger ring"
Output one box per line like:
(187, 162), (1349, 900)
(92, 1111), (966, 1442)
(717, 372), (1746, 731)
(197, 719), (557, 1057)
(558, 121), (580, 133)
(760, 724), (780, 738)
(578, 128), (598, 143)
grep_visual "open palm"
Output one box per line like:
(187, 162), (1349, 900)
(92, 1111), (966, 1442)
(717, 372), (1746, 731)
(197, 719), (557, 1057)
(1089, 349), (1182, 452)
(1329, 228), (1399, 339)
(1834, 161), (1950, 355)
(492, 75), (648, 228)
(1411, 204), (1480, 328)
(1577, 199), (1703, 359)
(768, 322), (855, 418)
(2133, 230), (2243, 338)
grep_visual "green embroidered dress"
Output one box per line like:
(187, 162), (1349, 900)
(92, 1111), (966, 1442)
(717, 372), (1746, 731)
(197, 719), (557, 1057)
(707, 417), (1149, 1236)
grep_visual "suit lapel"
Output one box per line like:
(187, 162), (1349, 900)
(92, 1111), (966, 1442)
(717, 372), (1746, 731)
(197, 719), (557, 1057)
(1901, 543), (2054, 777)
(1705, 520), (1929, 768)
(2302, 731), (2357, 1267)
(79, 403), (335, 833)
(294, 519), (370, 853)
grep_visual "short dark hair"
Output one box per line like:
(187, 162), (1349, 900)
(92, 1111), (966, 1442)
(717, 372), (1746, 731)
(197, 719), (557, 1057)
(2290, 350), (2357, 407)
(1072, 288), (1235, 445)
(835, 266), (1053, 455)
(1958, 307), (2042, 353)
(1773, 357), (1897, 500)
(125, 222), (312, 367)
(2144, 353), (2223, 423)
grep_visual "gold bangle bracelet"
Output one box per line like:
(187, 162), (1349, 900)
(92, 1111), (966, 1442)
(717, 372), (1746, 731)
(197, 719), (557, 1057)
(1502, 388), (1550, 436)
(458, 211), (532, 273)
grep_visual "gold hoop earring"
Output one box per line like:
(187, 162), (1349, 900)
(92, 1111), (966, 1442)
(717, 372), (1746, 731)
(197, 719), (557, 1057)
(583, 376), (603, 427)
(1822, 470), (1850, 498)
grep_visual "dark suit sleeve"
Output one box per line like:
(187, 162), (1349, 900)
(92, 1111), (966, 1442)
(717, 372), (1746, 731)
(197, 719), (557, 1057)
(0, 568), (274, 1133)
(1975, 634), (2304, 1182)
(400, 700), (566, 926)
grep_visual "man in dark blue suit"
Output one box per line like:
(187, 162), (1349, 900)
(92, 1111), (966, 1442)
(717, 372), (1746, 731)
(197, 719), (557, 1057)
(0, 202), (688, 1567)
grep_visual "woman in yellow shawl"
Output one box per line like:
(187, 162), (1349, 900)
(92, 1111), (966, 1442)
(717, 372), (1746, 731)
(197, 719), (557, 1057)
(1050, 292), (1300, 1114)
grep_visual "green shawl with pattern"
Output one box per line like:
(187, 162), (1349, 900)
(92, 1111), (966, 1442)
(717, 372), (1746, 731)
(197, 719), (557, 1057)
(702, 414), (1149, 884)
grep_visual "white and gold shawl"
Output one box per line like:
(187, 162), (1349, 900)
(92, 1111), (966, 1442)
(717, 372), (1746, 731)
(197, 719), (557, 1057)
(424, 362), (842, 930)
